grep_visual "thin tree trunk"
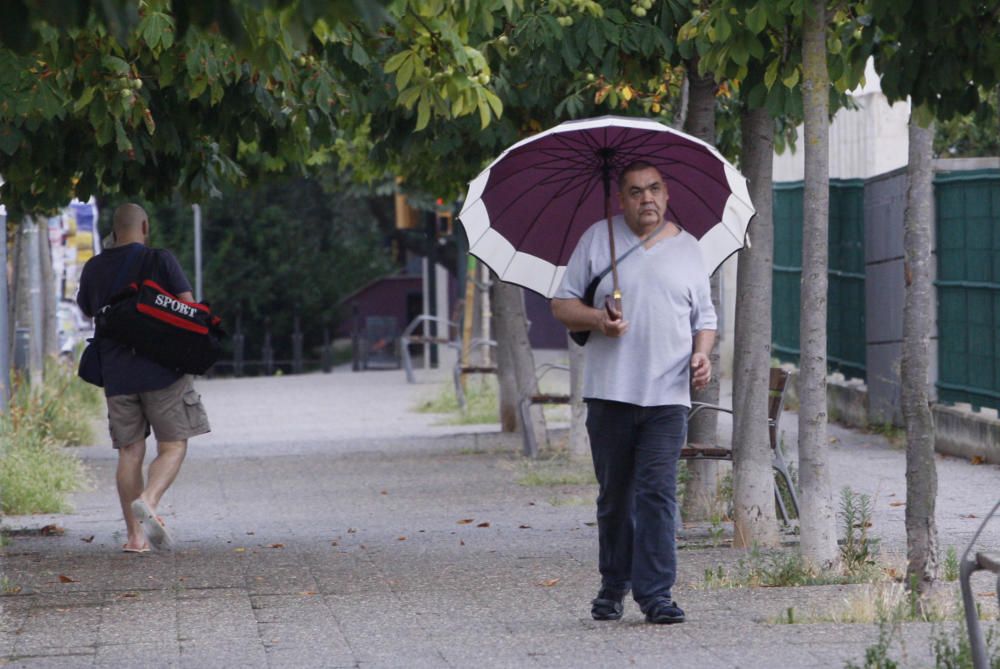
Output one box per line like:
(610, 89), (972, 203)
(567, 333), (589, 461)
(799, 0), (840, 569)
(732, 106), (780, 548)
(682, 56), (722, 521)
(40, 220), (59, 359)
(903, 115), (938, 594)
(491, 273), (518, 432)
(492, 280), (546, 445)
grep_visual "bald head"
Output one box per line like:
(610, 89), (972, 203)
(112, 203), (149, 245)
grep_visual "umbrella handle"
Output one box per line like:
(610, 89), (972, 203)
(605, 292), (623, 321)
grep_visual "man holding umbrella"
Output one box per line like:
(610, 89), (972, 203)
(551, 160), (716, 624)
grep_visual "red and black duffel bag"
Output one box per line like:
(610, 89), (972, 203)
(96, 251), (224, 375)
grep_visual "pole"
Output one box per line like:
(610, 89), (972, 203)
(192, 204), (203, 302)
(26, 218), (44, 389)
(0, 208), (9, 408)
(425, 210), (438, 368)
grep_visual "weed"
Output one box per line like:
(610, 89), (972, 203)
(845, 620), (901, 669)
(943, 546), (960, 582)
(840, 487), (881, 578)
(0, 576), (21, 595)
(0, 361), (96, 514)
(415, 378), (499, 425)
(868, 421), (906, 447)
(702, 546), (847, 588)
(930, 623), (1000, 669)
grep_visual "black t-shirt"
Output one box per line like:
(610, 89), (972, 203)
(77, 243), (193, 396)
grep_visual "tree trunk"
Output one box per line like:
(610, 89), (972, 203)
(567, 333), (589, 461)
(731, 106), (780, 549)
(902, 115), (938, 594)
(492, 279), (546, 444)
(39, 220), (59, 359)
(491, 274), (518, 432)
(682, 56), (722, 521)
(798, 0), (840, 570)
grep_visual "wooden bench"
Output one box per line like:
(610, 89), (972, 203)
(681, 367), (800, 524)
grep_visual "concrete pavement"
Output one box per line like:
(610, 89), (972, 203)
(1, 357), (998, 668)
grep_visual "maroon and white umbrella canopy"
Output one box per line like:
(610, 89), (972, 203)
(458, 116), (756, 298)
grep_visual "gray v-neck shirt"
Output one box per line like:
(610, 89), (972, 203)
(554, 215), (717, 407)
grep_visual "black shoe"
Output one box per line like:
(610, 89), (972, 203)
(644, 600), (685, 624)
(591, 587), (629, 621)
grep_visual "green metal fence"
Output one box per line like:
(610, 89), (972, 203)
(772, 180), (867, 380)
(934, 169), (1000, 409)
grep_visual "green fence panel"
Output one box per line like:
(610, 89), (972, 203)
(772, 181), (867, 380)
(934, 169), (1000, 409)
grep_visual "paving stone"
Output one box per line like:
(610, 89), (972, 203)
(3, 361), (998, 668)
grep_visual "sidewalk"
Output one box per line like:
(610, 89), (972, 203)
(1, 358), (998, 668)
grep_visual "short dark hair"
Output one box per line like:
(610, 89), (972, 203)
(617, 160), (661, 189)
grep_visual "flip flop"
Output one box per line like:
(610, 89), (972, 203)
(122, 543), (151, 554)
(130, 498), (172, 550)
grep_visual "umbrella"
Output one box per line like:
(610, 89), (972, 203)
(457, 115), (756, 299)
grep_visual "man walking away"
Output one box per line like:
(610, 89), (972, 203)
(551, 161), (716, 624)
(77, 203), (210, 552)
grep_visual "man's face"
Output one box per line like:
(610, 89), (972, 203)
(619, 167), (668, 235)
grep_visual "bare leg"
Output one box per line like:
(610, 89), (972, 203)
(117, 440), (147, 550)
(141, 440), (188, 510)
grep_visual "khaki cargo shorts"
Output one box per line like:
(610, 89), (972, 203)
(107, 375), (210, 448)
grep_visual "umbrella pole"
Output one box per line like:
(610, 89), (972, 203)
(603, 170), (623, 317)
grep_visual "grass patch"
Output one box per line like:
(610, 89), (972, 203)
(548, 494), (590, 507)
(867, 421), (906, 448)
(0, 360), (97, 514)
(414, 378), (499, 425)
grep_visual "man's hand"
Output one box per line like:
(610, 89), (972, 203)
(600, 296), (628, 338)
(690, 352), (711, 390)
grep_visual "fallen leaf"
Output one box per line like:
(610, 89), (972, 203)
(300, 591), (317, 596)
(538, 578), (560, 587)
(477, 522), (491, 528)
(330, 541), (339, 547)
(518, 525), (532, 529)
(118, 592), (139, 599)
(267, 543), (284, 549)
(889, 501), (906, 507)
(4, 585), (21, 594)
(380, 490), (388, 495)
(81, 536), (95, 543)
(58, 575), (77, 584)
(971, 456), (985, 465)
(246, 531), (255, 536)
(583, 522), (597, 527)
(460, 540), (465, 546)
(40, 525), (65, 536)
(397, 536), (407, 541)
(234, 547), (246, 553)
(961, 514), (978, 519)
(829, 437), (839, 443)
(528, 502), (536, 506)
(347, 528), (357, 534)
(978, 591), (995, 597)
(457, 519), (475, 525)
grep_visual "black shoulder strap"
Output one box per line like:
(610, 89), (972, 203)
(592, 221), (668, 287)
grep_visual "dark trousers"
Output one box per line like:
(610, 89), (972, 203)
(585, 399), (687, 611)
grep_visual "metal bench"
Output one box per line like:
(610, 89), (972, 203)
(681, 367), (800, 524)
(961, 498), (1000, 669)
(519, 363), (570, 457)
(400, 314), (459, 383)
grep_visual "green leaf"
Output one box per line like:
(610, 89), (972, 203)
(416, 95), (430, 131)
(396, 56), (415, 90)
(384, 50), (411, 74)
(398, 85), (422, 109)
(484, 89), (502, 118)
(782, 68), (800, 89)
(74, 86), (97, 113)
(114, 120), (132, 152)
(764, 59), (779, 89)
(746, 5), (767, 34)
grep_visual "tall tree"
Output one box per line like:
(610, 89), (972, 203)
(798, 0), (840, 569)
(871, 0), (1000, 593)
